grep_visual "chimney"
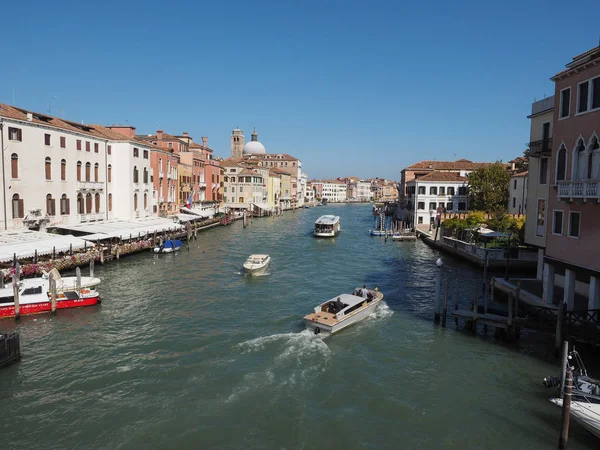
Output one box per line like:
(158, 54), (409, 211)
(202, 136), (208, 149)
(107, 125), (136, 139)
(27, 113), (33, 121)
(183, 132), (189, 137)
(157, 130), (164, 139)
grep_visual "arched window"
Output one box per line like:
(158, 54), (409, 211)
(134, 193), (138, 211)
(86, 193), (92, 213)
(60, 194), (70, 215)
(94, 163), (99, 182)
(108, 164), (112, 182)
(143, 168), (148, 184)
(61, 159), (66, 181)
(144, 193), (147, 209)
(46, 194), (55, 216)
(108, 193), (112, 212)
(77, 193), (84, 214)
(556, 145), (567, 182)
(11, 154), (18, 178)
(77, 161), (82, 181)
(12, 194), (23, 219)
(45, 157), (52, 180)
(85, 162), (91, 182)
(575, 139), (587, 180)
(589, 137), (600, 180)
(95, 193), (100, 213)
(133, 166), (139, 183)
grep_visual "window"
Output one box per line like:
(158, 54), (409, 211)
(539, 158), (548, 184)
(593, 76), (600, 110)
(458, 202), (466, 211)
(568, 212), (580, 238)
(94, 163), (99, 182)
(417, 202), (425, 210)
(418, 216), (423, 224)
(429, 187), (437, 195)
(44, 134), (51, 146)
(439, 187), (445, 195)
(77, 161), (82, 181)
(447, 187), (455, 196)
(77, 193), (84, 214)
(578, 81), (589, 113)
(95, 193), (100, 213)
(133, 166), (139, 183)
(553, 210), (563, 235)
(61, 159), (66, 180)
(94, 143), (99, 153)
(575, 139), (587, 180)
(133, 148), (139, 157)
(10, 154), (18, 178)
(556, 145), (567, 181)
(458, 187), (467, 195)
(134, 193), (138, 211)
(513, 179), (517, 190)
(46, 194), (55, 216)
(144, 193), (147, 209)
(143, 150), (148, 159)
(143, 168), (148, 184)
(85, 162), (91, 181)
(512, 197), (516, 208)
(76, 139), (82, 150)
(418, 186), (425, 195)
(12, 194), (23, 218)
(45, 157), (52, 180)
(429, 202), (436, 211)
(446, 202), (453, 211)
(60, 194), (70, 215)
(108, 145), (112, 155)
(168, 142), (173, 149)
(560, 88), (571, 118)
(8, 127), (22, 141)
(536, 199), (546, 237)
(60, 136), (66, 148)
(108, 194), (112, 212)
(108, 165), (112, 182)
(86, 193), (92, 213)
(86, 141), (90, 152)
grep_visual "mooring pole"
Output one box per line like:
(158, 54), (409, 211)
(89, 259), (95, 278)
(76, 267), (81, 293)
(560, 340), (569, 398)
(434, 268), (442, 324)
(50, 273), (57, 314)
(559, 366), (573, 449)
(442, 278), (448, 327)
(12, 272), (20, 321)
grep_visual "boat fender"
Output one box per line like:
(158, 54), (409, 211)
(97, 297), (102, 304)
(314, 327), (320, 335)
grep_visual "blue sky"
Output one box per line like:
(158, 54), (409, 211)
(2, 0), (600, 180)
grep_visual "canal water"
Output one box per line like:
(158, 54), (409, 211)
(0, 204), (596, 449)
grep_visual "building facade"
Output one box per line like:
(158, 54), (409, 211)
(508, 171), (528, 215)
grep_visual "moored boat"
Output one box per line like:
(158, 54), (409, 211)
(369, 229), (386, 236)
(314, 215), (341, 237)
(243, 254), (271, 275)
(154, 239), (182, 253)
(550, 398), (600, 439)
(303, 288), (384, 335)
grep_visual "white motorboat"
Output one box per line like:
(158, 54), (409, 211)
(550, 398), (600, 439)
(243, 254), (271, 275)
(369, 229), (386, 236)
(314, 215), (340, 237)
(303, 288), (384, 335)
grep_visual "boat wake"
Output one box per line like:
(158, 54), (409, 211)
(236, 330), (330, 358)
(370, 301), (394, 320)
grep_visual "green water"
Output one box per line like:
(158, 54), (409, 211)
(0, 204), (596, 449)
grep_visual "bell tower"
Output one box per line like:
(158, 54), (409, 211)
(231, 128), (244, 158)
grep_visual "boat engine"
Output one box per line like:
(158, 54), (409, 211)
(543, 376), (561, 388)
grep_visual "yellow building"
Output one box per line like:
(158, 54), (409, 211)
(272, 168), (292, 210)
(178, 163), (192, 206)
(268, 169), (282, 211)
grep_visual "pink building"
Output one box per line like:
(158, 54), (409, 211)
(543, 45), (600, 311)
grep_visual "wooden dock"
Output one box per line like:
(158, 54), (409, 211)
(0, 331), (21, 369)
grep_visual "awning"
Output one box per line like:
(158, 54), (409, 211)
(53, 217), (184, 242)
(0, 229), (90, 262)
(251, 203), (271, 211)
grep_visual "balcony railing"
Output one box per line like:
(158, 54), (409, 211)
(528, 138), (552, 158)
(558, 180), (600, 199)
(77, 181), (105, 190)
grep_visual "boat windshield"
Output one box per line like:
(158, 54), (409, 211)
(315, 224), (333, 232)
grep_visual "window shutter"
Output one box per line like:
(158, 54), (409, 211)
(51, 199), (56, 216)
(66, 199), (70, 214)
(18, 199), (24, 218)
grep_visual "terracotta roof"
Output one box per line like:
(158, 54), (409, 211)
(572, 45), (600, 61)
(270, 167), (292, 176)
(411, 171), (468, 183)
(89, 124), (162, 149)
(244, 153), (299, 162)
(238, 168), (261, 176)
(269, 169), (282, 177)
(405, 159), (490, 171)
(553, 46), (600, 79)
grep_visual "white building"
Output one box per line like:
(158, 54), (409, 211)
(320, 180), (347, 203)
(221, 160), (267, 210)
(0, 104), (155, 231)
(405, 172), (469, 228)
(356, 180), (373, 202)
(508, 171), (528, 215)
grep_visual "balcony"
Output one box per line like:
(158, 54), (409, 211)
(528, 138), (553, 158)
(199, 181), (207, 189)
(558, 180), (600, 200)
(167, 173), (173, 180)
(159, 196), (165, 203)
(159, 171), (164, 178)
(77, 181), (105, 191)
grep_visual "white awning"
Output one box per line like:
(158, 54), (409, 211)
(53, 217), (184, 242)
(251, 203), (271, 211)
(0, 229), (90, 262)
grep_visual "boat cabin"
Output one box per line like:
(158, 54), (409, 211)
(315, 293), (374, 319)
(314, 215), (340, 236)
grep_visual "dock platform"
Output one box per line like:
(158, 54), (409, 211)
(0, 332), (21, 369)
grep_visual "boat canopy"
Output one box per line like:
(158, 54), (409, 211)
(246, 254), (269, 262)
(315, 215), (339, 225)
(163, 240), (182, 249)
(324, 293), (364, 308)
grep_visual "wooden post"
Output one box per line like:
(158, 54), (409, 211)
(442, 279), (448, 327)
(69, 243), (73, 256)
(76, 267), (81, 294)
(555, 303), (565, 353)
(89, 259), (95, 278)
(53, 246), (56, 260)
(34, 249), (38, 264)
(153, 231), (157, 247)
(454, 282), (459, 326)
(100, 249), (105, 265)
(560, 340), (569, 398)
(0, 274), (3, 289)
(50, 273), (57, 314)
(507, 293), (513, 327)
(559, 366), (573, 449)
(12, 273), (20, 321)
(434, 269), (442, 324)
(116, 246), (120, 260)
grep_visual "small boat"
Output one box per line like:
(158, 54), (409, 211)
(0, 270), (101, 319)
(549, 398), (600, 439)
(314, 215), (341, 237)
(391, 231), (417, 241)
(543, 348), (600, 401)
(243, 254), (271, 275)
(303, 288), (384, 335)
(153, 239), (182, 253)
(369, 229), (386, 236)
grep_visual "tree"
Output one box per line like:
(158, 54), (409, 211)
(468, 163), (511, 213)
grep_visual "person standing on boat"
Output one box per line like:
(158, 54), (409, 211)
(334, 297), (344, 313)
(360, 285), (369, 298)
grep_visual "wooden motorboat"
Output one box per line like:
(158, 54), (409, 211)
(243, 254), (271, 275)
(303, 289), (384, 335)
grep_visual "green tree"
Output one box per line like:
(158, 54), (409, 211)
(468, 163), (511, 213)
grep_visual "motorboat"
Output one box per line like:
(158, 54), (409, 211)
(543, 348), (600, 402)
(369, 229), (386, 236)
(314, 215), (341, 237)
(243, 254), (271, 275)
(0, 269), (101, 318)
(550, 398), (600, 439)
(391, 231), (417, 241)
(153, 239), (182, 253)
(303, 288), (384, 335)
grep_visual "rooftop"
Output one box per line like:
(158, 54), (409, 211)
(411, 171), (468, 183)
(405, 159), (491, 171)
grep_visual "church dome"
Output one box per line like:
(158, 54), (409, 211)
(242, 129), (266, 155)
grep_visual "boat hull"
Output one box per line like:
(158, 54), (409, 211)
(550, 398), (600, 439)
(313, 231), (339, 238)
(0, 295), (101, 318)
(305, 299), (381, 335)
(243, 258), (271, 275)
(369, 230), (386, 236)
